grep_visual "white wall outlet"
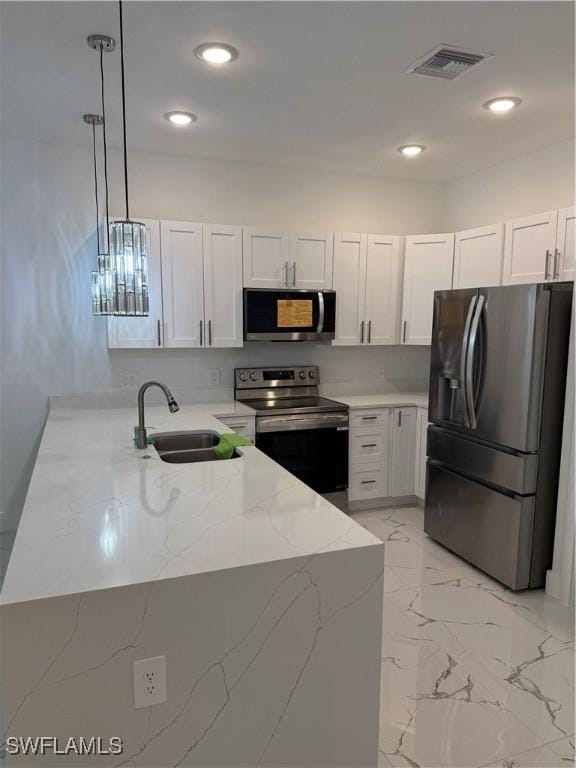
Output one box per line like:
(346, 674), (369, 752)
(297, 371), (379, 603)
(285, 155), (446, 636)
(208, 369), (221, 386)
(119, 371), (138, 390)
(377, 365), (386, 378)
(133, 655), (167, 709)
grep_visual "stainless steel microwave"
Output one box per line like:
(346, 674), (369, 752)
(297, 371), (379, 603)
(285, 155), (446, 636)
(243, 288), (336, 342)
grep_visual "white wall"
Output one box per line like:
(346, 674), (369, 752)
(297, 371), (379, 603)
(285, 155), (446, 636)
(0, 136), (440, 531)
(444, 138), (575, 231)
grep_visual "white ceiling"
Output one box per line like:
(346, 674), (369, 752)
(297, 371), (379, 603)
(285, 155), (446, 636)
(1, 1), (574, 181)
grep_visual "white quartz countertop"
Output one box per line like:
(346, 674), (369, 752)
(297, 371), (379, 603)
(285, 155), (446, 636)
(332, 393), (429, 409)
(1, 402), (379, 606)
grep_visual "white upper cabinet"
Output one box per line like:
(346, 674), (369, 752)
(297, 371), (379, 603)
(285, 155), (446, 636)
(332, 233), (367, 345)
(161, 221), (204, 348)
(242, 227), (290, 288)
(203, 224), (243, 347)
(389, 407), (416, 497)
(556, 206), (576, 281)
(402, 233), (454, 345)
(364, 235), (402, 345)
(108, 219), (163, 349)
(333, 232), (402, 346)
(503, 210), (558, 285)
(289, 231), (334, 289)
(453, 223), (504, 289)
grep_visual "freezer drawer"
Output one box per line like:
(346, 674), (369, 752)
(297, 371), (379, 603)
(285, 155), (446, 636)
(424, 462), (535, 590)
(427, 425), (539, 495)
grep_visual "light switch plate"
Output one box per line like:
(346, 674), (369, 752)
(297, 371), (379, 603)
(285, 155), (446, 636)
(208, 369), (221, 386)
(134, 655), (167, 708)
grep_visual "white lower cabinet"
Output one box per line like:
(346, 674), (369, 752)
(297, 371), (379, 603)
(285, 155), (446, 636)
(216, 415), (255, 441)
(390, 407), (416, 497)
(349, 463), (389, 502)
(415, 407), (428, 500)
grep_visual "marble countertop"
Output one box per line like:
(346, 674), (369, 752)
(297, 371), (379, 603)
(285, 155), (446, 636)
(332, 393), (429, 409)
(1, 402), (379, 606)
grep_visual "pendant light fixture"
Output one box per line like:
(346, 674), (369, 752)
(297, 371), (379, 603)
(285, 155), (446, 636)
(89, 2), (149, 317)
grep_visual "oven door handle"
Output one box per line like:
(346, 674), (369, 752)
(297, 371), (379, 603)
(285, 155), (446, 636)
(257, 413), (348, 433)
(317, 292), (325, 334)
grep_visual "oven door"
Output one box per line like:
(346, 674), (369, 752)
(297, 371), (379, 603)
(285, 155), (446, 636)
(244, 288), (336, 341)
(256, 413), (348, 493)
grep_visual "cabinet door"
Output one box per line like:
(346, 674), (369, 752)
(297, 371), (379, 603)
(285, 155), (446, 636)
(364, 234), (402, 345)
(503, 211), (558, 284)
(556, 206), (575, 281)
(332, 233), (367, 345)
(161, 221), (204, 347)
(289, 231), (334, 289)
(453, 224), (504, 289)
(107, 219), (163, 348)
(242, 227), (290, 288)
(415, 408), (428, 500)
(390, 407), (416, 497)
(402, 234), (454, 345)
(203, 224), (243, 347)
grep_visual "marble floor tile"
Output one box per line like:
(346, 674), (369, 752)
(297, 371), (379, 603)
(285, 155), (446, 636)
(353, 506), (576, 768)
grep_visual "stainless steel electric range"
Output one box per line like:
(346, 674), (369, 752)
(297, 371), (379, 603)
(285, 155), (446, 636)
(234, 366), (348, 494)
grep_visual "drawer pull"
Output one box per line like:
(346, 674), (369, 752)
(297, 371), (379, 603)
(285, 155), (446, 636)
(361, 480), (376, 485)
(227, 424), (246, 430)
(361, 416), (378, 421)
(361, 443), (377, 448)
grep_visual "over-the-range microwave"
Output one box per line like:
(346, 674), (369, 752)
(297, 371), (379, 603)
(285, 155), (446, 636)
(243, 288), (336, 342)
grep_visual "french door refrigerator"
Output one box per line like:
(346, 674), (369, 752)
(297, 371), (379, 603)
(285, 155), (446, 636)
(425, 282), (573, 590)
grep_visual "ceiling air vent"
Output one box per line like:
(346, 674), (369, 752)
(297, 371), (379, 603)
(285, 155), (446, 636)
(406, 45), (492, 80)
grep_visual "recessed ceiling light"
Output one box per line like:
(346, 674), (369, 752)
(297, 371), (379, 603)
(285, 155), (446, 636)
(483, 97), (522, 113)
(398, 144), (426, 157)
(194, 43), (239, 65)
(164, 111), (197, 126)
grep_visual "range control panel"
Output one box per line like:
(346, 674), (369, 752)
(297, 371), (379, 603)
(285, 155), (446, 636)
(234, 366), (319, 389)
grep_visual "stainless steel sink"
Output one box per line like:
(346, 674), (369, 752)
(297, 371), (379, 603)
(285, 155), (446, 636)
(150, 431), (240, 464)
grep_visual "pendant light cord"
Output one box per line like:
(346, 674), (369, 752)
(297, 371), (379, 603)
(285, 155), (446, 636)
(119, 0), (130, 221)
(99, 43), (110, 254)
(91, 122), (102, 254)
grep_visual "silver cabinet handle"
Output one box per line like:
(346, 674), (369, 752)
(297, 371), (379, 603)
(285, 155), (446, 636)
(367, 320), (372, 344)
(208, 319), (212, 346)
(360, 320), (365, 344)
(157, 320), (162, 347)
(398, 410), (402, 427)
(361, 416), (377, 420)
(283, 261), (288, 286)
(227, 424), (246, 431)
(199, 320), (204, 347)
(361, 443), (377, 448)
(361, 480), (376, 485)
(402, 320), (407, 343)
(292, 261), (297, 287)
(545, 249), (552, 280)
(554, 248), (561, 280)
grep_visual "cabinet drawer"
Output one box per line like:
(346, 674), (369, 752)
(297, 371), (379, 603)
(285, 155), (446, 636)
(349, 464), (387, 501)
(350, 428), (387, 463)
(217, 415), (255, 437)
(350, 409), (387, 429)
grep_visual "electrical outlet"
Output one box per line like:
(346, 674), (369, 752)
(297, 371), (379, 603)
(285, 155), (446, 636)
(377, 365), (386, 378)
(208, 369), (221, 386)
(119, 371), (138, 390)
(134, 656), (167, 708)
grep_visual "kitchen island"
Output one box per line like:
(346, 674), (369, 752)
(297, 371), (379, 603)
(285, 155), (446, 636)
(1, 403), (383, 767)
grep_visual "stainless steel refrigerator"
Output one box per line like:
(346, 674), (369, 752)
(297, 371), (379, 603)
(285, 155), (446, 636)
(425, 282), (573, 590)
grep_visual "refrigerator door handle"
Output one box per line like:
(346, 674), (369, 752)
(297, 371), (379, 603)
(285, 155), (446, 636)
(460, 294), (477, 428)
(465, 294), (485, 430)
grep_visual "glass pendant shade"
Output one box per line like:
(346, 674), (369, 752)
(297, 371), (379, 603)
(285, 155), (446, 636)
(91, 220), (149, 316)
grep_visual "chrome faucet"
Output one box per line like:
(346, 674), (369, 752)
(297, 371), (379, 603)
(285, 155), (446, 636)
(134, 381), (179, 449)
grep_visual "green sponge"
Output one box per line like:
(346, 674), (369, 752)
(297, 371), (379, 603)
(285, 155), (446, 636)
(213, 433), (253, 459)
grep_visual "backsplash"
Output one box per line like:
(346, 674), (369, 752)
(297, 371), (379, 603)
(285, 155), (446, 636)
(50, 344), (430, 409)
